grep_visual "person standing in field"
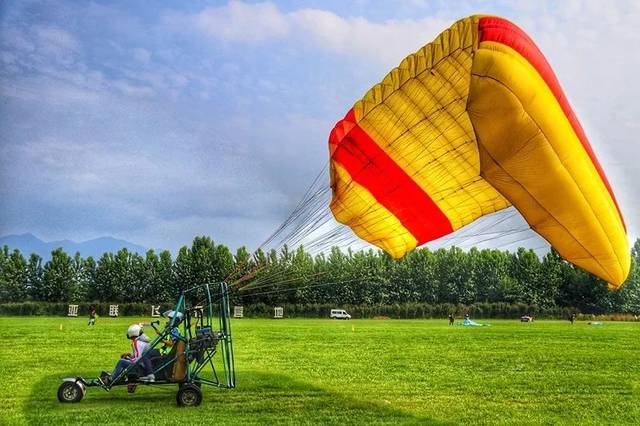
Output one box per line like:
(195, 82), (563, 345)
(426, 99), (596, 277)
(569, 313), (576, 324)
(88, 306), (97, 326)
(448, 314), (454, 325)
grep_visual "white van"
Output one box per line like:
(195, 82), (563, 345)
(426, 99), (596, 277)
(330, 309), (351, 320)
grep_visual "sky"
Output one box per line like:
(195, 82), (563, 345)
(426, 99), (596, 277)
(0, 0), (638, 253)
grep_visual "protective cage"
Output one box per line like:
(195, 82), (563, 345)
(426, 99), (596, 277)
(58, 282), (236, 406)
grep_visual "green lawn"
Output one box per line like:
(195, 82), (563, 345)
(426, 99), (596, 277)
(0, 317), (639, 425)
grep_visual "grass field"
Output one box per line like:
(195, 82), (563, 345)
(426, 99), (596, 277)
(1, 317), (639, 425)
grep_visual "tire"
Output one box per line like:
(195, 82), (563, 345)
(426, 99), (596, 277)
(176, 383), (202, 407)
(57, 381), (84, 403)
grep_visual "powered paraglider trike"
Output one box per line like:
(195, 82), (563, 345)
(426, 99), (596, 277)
(57, 282), (235, 407)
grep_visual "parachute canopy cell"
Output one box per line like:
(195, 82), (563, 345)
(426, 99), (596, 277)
(328, 15), (629, 287)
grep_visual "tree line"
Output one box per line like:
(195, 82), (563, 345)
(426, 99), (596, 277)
(0, 236), (639, 314)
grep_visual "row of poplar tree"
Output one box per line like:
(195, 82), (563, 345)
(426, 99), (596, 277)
(1, 236), (639, 313)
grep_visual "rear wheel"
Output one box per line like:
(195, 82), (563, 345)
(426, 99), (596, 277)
(57, 381), (84, 403)
(176, 384), (202, 407)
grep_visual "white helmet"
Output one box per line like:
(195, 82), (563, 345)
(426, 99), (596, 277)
(163, 310), (184, 323)
(127, 324), (143, 338)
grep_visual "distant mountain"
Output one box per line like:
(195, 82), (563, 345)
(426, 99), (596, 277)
(0, 233), (149, 259)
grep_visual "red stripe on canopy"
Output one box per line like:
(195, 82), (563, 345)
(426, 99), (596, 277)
(330, 109), (453, 244)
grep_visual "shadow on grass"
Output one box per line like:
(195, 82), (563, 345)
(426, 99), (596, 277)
(26, 370), (449, 425)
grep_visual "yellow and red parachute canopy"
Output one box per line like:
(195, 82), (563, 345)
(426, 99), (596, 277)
(329, 15), (629, 287)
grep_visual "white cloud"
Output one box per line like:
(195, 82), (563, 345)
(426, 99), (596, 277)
(184, 1), (449, 66)
(1, 51), (17, 65)
(111, 79), (155, 98)
(192, 0), (289, 43)
(123, 213), (279, 252)
(34, 26), (80, 66)
(0, 76), (106, 106)
(131, 47), (151, 64)
(35, 27), (79, 52)
(290, 9), (449, 66)
(2, 28), (36, 52)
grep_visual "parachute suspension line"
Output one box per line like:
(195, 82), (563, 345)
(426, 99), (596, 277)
(235, 276), (370, 300)
(429, 209), (523, 247)
(258, 166), (329, 250)
(224, 168), (350, 299)
(236, 271), (329, 295)
(224, 163), (331, 286)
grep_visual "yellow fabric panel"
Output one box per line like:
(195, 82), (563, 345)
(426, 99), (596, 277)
(468, 41), (629, 286)
(329, 162), (418, 257)
(355, 16), (479, 117)
(478, 146), (610, 284)
(351, 16), (510, 231)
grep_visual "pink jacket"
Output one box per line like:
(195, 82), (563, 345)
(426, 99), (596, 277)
(129, 337), (149, 362)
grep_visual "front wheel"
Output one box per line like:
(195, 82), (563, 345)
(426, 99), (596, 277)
(57, 381), (84, 403)
(176, 384), (202, 407)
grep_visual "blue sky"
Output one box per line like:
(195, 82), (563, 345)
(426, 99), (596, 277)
(1, 0), (638, 252)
